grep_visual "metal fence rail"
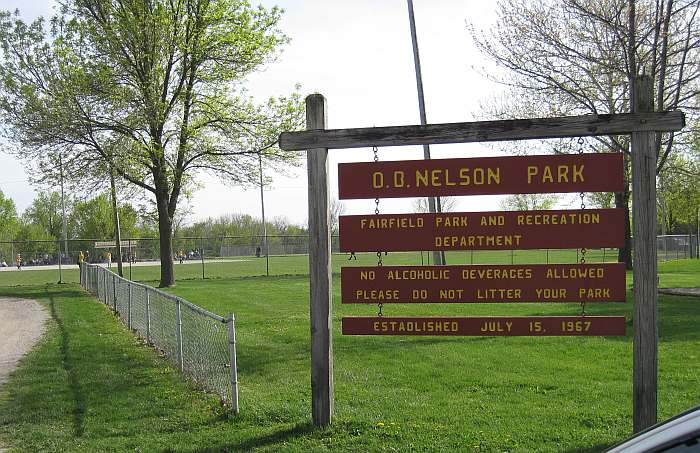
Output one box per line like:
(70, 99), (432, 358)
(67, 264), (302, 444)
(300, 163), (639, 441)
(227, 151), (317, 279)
(80, 263), (239, 413)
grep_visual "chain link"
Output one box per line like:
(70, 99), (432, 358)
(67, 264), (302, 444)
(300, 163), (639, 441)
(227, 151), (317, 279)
(577, 137), (587, 316)
(372, 146), (384, 316)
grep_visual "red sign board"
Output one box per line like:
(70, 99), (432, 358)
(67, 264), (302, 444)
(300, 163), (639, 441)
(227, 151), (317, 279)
(342, 316), (626, 336)
(341, 263), (626, 304)
(338, 153), (623, 199)
(339, 209), (624, 252)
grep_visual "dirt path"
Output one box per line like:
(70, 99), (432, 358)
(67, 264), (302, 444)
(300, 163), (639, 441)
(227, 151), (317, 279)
(0, 298), (48, 452)
(0, 298), (49, 385)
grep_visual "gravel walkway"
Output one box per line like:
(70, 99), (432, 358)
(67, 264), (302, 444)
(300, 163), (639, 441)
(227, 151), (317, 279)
(0, 298), (48, 452)
(0, 298), (49, 385)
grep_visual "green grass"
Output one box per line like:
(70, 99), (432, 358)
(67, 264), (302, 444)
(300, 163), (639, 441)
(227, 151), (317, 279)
(0, 260), (698, 451)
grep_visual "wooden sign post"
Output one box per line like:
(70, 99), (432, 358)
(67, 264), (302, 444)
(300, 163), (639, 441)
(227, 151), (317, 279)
(281, 90), (683, 430)
(306, 94), (333, 427)
(631, 75), (658, 432)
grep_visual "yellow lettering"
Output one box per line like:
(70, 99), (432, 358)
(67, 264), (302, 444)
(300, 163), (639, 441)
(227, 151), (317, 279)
(527, 166), (538, 184)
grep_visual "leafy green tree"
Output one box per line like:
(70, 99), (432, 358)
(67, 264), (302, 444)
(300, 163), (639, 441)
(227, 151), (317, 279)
(71, 194), (138, 240)
(0, 189), (19, 262)
(14, 222), (57, 260)
(0, 1), (303, 286)
(499, 194), (559, 211)
(585, 192), (615, 209)
(0, 189), (18, 240)
(21, 191), (70, 240)
(657, 152), (700, 234)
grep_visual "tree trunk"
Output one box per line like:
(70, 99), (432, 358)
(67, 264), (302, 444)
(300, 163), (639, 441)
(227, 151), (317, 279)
(617, 186), (633, 270)
(109, 168), (124, 277)
(156, 187), (175, 287)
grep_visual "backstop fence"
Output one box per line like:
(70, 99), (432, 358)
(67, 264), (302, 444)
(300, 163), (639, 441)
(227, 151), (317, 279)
(79, 263), (239, 413)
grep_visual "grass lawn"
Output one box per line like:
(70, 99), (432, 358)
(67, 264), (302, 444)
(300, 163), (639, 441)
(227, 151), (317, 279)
(0, 259), (698, 452)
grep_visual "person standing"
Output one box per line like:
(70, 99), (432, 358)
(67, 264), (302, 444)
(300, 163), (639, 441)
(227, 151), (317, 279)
(15, 253), (21, 270)
(106, 251), (112, 268)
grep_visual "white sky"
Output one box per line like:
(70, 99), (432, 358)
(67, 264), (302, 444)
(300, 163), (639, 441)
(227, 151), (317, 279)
(0, 0), (563, 226)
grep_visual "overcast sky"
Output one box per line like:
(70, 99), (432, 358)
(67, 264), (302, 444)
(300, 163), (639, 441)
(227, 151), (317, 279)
(0, 0), (548, 226)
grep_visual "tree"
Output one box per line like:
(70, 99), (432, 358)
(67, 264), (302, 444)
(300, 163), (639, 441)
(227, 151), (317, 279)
(657, 152), (700, 234)
(413, 197), (458, 213)
(0, 189), (18, 240)
(21, 191), (69, 240)
(71, 194), (138, 240)
(14, 222), (57, 259)
(469, 0), (700, 268)
(330, 198), (346, 236)
(499, 194), (559, 211)
(585, 192), (615, 209)
(0, 189), (19, 262)
(0, 1), (303, 286)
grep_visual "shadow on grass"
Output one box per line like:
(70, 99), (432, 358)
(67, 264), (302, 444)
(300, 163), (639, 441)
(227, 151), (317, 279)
(562, 443), (613, 453)
(0, 284), (84, 301)
(602, 294), (700, 344)
(47, 287), (86, 438)
(176, 422), (316, 453)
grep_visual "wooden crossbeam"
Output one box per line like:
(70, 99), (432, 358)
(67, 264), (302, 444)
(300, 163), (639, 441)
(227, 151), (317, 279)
(279, 111), (685, 150)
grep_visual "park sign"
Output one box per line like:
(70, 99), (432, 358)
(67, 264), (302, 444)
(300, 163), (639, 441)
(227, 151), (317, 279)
(278, 92), (684, 428)
(341, 263), (626, 304)
(338, 208), (624, 252)
(341, 316), (627, 336)
(338, 153), (623, 199)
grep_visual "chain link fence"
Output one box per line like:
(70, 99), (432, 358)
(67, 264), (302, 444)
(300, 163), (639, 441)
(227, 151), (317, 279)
(79, 262), (239, 413)
(1, 234), (698, 283)
(657, 234), (698, 261)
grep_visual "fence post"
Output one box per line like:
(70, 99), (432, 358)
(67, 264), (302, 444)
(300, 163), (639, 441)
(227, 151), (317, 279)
(127, 282), (132, 330)
(226, 314), (239, 415)
(146, 289), (151, 344)
(176, 299), (184, 372)
(200, 236), (205, 279)
(57, 240), (63, 284)
(112, 273), (117, 311)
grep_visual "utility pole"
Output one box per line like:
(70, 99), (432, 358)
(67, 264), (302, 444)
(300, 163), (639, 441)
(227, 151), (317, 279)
(59, 153), (68, 283)
(407, 0), (444, 265)
(109, 167), (124, 277)
(259, 153), (269, 276)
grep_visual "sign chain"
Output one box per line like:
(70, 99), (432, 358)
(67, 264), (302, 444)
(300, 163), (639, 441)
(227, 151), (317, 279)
(373, 146), (384, 317)
(577, 137), (587, 316)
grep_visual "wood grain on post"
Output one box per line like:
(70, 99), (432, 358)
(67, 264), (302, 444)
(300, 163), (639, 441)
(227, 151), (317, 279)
(306, 94), (333, 427)
(632, 75), (659, 433)
(279, 111), (684, 151)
